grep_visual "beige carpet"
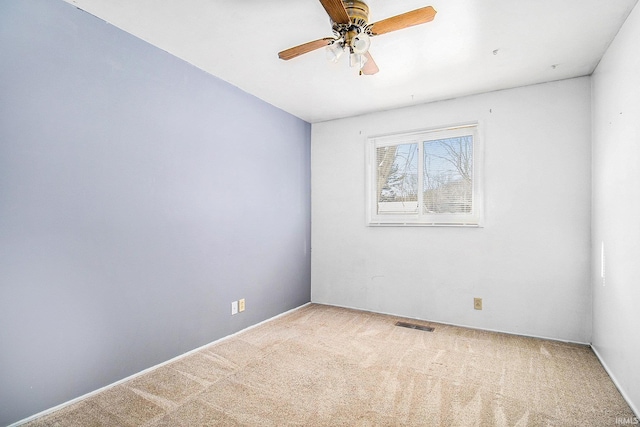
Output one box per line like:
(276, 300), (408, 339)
(24, 304), (635, 426)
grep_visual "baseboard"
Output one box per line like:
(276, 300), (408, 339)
(10, 302), (311, 427)
(591, 344), (639, 419)
(316, 302), (591, 345)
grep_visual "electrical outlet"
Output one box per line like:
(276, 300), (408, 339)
(474, 298), (483, 310)
(239, 298), (245, 312)
(231, 301), (238, 315)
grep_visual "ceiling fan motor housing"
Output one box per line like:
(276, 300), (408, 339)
(343, 0), (370, 27)
(332, 0), (372, 52)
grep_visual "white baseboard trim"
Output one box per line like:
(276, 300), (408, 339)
(10, 302), (311, 427)
(317, 302), (591, 345)
(591, 344), (639, 419)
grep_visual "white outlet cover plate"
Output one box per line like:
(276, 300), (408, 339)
(231, 301), (238, 315)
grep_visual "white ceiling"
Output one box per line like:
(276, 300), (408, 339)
(64, 0), (637, 123)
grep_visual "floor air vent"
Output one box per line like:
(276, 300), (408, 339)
(395, 321), (434, 332)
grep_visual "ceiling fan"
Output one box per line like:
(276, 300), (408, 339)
(278, 0), (437, 75)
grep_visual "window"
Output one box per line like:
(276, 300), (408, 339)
(366, 123), (482, 226)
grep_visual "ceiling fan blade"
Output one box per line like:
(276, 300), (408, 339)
(318, 0), (350, 24)
(361, 52), (379, 75)
(370, 6), (437, 36)
(278, 38), (334, 60)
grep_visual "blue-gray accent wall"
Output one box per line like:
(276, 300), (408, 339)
(0, 1), (311, 425)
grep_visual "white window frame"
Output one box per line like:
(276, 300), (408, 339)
(366, 122), (483, 227)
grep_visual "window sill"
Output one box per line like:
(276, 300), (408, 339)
(367, 221), (482, 227)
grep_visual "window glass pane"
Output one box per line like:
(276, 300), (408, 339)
(376, 143), (418, 214)
(423, 136), (473, 214)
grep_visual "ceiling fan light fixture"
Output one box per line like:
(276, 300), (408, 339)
(349, 51), (368, 69)
(351, 31), (370, 54)
(326, 40), (345, 63)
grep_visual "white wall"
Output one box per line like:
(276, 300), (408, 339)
(312, 77), (592, 343)
(592, 1), (640, 415)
